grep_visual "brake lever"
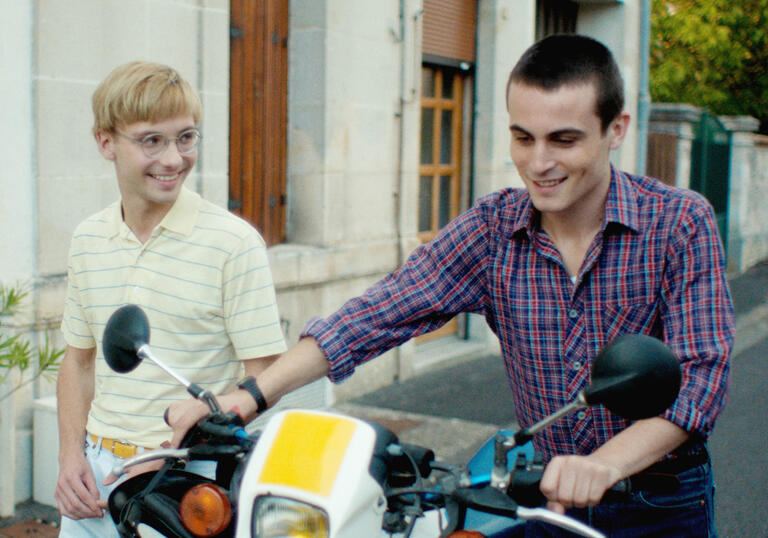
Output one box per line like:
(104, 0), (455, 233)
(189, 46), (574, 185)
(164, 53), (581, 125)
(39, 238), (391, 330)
(110, 448), (189, 478)
(516, 507), (606, 538)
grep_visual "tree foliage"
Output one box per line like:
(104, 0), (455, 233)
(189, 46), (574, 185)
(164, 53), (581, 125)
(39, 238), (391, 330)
(651, 0), (768, 133)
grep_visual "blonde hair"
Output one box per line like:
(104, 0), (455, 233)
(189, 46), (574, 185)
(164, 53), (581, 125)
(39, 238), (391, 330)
(92, 61), (201, 136)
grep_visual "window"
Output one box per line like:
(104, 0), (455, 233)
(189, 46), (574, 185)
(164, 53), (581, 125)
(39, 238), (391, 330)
(416, 0), (477, 342)
(418, 66), (464, 243)
(536, 0), (578, 40)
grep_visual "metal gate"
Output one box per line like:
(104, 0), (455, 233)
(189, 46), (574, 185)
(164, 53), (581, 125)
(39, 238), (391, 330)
(690, 112), (731, 251)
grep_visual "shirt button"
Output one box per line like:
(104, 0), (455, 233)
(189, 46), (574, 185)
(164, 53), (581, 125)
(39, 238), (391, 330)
(568, 308), (579, 319)
(577, 411), (587, 420)
(573, 361), (582, 371)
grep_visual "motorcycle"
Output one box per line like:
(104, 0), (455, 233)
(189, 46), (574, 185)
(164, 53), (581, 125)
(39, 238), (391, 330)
(102, 304), (681, 537)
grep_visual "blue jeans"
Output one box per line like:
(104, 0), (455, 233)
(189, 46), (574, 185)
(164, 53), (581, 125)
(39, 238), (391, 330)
(515, 462), (717, 537)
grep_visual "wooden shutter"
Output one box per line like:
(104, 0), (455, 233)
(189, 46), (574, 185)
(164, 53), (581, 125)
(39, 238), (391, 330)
(229, 0), (288, 245)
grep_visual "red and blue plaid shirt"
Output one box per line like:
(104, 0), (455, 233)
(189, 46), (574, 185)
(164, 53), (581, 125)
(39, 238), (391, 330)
(303, 168), (734, 460)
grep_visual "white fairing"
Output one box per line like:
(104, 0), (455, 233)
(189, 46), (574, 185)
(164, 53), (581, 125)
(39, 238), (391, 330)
(235, 409), (387, 537)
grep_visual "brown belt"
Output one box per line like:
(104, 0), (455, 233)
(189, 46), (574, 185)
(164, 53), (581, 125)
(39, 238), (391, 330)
(90, 434), (148, 459)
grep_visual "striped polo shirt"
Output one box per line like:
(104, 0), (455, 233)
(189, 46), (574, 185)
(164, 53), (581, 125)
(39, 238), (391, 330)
(62, 187), (286, 447)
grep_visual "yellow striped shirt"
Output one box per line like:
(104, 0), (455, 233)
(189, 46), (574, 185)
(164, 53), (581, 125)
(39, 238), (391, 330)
(61, 187), (286, 447)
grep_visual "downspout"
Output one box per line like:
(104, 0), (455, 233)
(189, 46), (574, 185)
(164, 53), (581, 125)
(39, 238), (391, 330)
(394, 1), (422, 267)
(394, 0), (407, 274)
(393, 0), (422, 381)
(636, 0), (651, 175)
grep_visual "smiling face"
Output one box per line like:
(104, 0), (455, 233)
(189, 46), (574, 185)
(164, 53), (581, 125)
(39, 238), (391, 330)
(97, 114), (197, 220)
(507, 82), (628, 227)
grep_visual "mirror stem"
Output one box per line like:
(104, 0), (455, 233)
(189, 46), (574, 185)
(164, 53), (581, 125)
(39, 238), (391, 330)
(491, 393), (588, 490)
(137, 344), (222, 413)
(516, 394), (588, 443)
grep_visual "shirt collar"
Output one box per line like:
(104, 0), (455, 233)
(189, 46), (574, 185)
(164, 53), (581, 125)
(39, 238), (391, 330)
(106, 186), (201, 239)
(603, 166), (641, 233)
(507, 165), (641, 238)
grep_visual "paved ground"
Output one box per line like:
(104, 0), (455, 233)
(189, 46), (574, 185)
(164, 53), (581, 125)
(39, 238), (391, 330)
(2, 260), (767, 536)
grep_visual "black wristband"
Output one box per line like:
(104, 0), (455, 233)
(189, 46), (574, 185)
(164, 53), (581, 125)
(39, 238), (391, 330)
(237, 376), (268, 413)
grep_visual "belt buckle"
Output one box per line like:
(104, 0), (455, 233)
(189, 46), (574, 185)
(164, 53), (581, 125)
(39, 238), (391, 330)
(112, 440), (138, 459)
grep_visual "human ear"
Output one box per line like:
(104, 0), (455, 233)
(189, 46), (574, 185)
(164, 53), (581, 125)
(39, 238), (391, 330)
(608, 112), (631, 150)
(95, 130), (117, 161)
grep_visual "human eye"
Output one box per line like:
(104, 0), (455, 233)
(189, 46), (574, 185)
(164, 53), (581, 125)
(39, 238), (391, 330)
(553, 137), (576, 147)
(141, 134), (165, 148)
(179, 130), (198, 145)
(510, 131), (533, 145)
(551, 131), (582, 147)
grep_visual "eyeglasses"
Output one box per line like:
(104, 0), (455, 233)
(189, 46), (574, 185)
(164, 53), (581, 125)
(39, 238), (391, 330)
(116, 128), (202, 158)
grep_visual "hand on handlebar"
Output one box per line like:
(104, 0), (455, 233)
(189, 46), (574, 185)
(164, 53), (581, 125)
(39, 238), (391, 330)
(166, 398), (211, 448)
(539, 454), (622, 514)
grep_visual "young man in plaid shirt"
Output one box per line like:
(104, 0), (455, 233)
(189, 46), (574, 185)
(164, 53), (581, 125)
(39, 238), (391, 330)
(171, 35), (733, 536)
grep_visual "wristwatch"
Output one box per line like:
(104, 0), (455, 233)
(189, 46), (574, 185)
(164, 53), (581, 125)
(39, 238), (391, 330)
(237, 376), (268, 413)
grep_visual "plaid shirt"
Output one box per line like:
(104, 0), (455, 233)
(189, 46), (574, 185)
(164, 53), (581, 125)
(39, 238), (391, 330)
(303, 168), (734, 460)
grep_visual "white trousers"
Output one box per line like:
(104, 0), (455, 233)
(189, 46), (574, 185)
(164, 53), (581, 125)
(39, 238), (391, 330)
(59, 436), (215, 537)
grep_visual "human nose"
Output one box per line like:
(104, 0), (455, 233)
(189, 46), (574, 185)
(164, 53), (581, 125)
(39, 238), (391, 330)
(156, 138), (185, 166)
(528, 141), (556, 176)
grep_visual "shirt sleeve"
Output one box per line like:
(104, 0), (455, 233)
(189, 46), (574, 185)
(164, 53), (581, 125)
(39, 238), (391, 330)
(660, 195), (734, 438)
(61, 236), (96, 349)
(303, 204), (494, 382)
(222, 228), (287, 360)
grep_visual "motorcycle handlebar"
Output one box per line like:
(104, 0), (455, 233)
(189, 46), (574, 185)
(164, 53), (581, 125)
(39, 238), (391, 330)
(110, 448), (189, 478)
(110, 443), (250, 478)
(516, 507), (605, 538)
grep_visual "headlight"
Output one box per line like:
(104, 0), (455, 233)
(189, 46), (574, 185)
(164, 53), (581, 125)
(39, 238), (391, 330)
(252, 496), (329, 538)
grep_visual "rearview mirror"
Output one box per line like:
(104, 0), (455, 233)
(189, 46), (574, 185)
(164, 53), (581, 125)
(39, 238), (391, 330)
(102, 304), (150, 373)
(583, 334), (681, 420)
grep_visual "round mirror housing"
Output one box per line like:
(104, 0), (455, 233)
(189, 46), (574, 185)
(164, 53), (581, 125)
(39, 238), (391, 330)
(583, 334), (681, 420)
(102, 304), (150, 373)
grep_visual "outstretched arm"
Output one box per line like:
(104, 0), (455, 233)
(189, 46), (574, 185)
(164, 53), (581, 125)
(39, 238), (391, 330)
(540, 417), (690, 513)
(167, 340), (329, 446)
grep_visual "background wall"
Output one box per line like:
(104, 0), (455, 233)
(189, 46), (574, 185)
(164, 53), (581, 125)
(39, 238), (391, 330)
(0, 0), (643, 512)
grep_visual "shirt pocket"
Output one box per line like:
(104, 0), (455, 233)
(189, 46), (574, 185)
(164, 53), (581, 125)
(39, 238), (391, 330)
(602, 299), (660, 343)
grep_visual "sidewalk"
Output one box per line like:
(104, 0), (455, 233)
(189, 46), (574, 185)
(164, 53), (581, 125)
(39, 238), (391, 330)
(2, 260), (767, 535)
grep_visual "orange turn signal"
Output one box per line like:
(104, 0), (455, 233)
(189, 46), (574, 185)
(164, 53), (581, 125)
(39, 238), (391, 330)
(179, 484), (232, 536)
(446, 531), (487, 538)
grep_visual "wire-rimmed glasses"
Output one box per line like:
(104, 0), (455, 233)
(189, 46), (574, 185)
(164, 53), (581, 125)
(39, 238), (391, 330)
(116, 128), (202, 158)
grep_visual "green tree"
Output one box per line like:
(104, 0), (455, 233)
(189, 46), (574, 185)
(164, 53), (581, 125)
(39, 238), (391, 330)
(0, 284), (63, 402)
(651, 0), (768, 133)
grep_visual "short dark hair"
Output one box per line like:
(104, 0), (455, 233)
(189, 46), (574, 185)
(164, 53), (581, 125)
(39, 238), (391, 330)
(506, 34), (624, 131)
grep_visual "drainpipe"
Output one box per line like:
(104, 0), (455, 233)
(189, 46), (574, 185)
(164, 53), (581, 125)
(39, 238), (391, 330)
(394, 0), (407, 273)
(393, 0), (422, 381)
(636, 0), (651, 176)
(394, 1), (422, 269)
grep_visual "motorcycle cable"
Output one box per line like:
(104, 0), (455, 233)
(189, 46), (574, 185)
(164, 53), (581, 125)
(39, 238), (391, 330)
(115, 457), (177, 535)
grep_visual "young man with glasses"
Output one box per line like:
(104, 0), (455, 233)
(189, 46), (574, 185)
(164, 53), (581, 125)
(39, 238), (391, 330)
(55, 61), (287, 537)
